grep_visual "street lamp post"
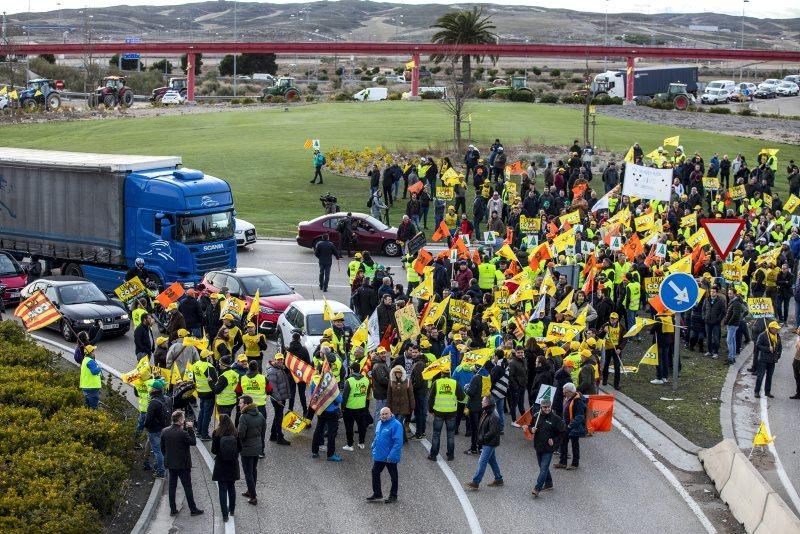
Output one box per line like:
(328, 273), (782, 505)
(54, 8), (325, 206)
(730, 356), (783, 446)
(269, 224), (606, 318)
(603, 0), (609, 71)
(740, 0), (749, 81)
(233, 0), (237, 96)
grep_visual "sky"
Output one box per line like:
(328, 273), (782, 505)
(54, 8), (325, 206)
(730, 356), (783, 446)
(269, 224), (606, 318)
(8, 0), (800, 20)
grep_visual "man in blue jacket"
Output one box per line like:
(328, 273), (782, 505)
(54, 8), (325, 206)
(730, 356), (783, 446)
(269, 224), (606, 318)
(367, 407), (404, 503)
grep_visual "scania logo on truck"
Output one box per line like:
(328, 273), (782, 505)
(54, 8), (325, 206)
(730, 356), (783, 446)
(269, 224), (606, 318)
(203, 243), (224, 252)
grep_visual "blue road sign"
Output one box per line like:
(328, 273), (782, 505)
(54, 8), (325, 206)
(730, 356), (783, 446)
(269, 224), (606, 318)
(659, 272), (699, 313)
(122, 53), (141, 60)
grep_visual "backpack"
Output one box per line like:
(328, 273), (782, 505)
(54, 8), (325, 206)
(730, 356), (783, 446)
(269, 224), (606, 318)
(321, 155), (327, 165)
(367, 195), (374, 208)
(154, 396), (174, 429)
(219, 434), (238, 462)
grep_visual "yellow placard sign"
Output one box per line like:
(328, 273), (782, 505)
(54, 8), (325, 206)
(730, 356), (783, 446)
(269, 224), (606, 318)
(520, 215), (540, 233)
(702, 176), (720, 190)
(747, 297), (774, 319)
(722, 263), (742, 282)
(114, 276), (146, 302)
(729, 185), (747, 200)
(448, 299), (475, 322)
(644, 276), (664, 298)
(494, 287), (510, 309)
(436, 186), (454, 200)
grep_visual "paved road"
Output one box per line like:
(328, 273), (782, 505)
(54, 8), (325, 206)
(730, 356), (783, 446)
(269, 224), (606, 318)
(32, 240), (717, 533)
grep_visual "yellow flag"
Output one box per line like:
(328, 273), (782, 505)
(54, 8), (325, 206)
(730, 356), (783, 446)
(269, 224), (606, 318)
(544, 322), (581, 343)
(752, 421), (775, 446)
(169, 362), (182, 386)
(509, 279), (534, 305)
(639, 343), (659, 365)
(540, 271), (557, 297)
(680, 213), (697, 228)
(634, 212), (654, 233)
(554, 289), (574, 314)
(460, 348), (493, 368)
(552, 227), (576, 253)
(248, 289), (261, 321)
(756, 247), (781, 266)
(668, 255), (692, 274)
(424, 295), (450, 325)
(663, 135), (680, 147)
(405, 59), (417, 70)
(322, 297), (334, 321)
(422, 356), (451, 380)
(410, 273), (433, 300)
(441, 167), (461, 186)
(559, 210), (581, 226)
(623, 146), (634, 163)
(763, 193), (773, 208)
(282, 411), (311, 433)
(644, 148), (661, 161)
(783, 194), (800, 214)
(495, 244), (517, 262)
(685, 228), (709, 248)
(574, 305), (589, 327)
(351, 317), (368, 346)
(624, 317), (657, 338)
(9, 89), (18, 100)
(0, 86), (6, 95)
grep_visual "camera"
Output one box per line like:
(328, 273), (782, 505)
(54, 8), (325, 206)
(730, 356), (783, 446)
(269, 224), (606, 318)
(320, 193), (339, 214)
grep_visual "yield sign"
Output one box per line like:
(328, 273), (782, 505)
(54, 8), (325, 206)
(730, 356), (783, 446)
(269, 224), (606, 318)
(700, 218), (746, 261)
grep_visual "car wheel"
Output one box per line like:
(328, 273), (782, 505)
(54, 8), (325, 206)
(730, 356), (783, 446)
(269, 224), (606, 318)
(62, 320), (76, 342)
(383, 240), (401, 257)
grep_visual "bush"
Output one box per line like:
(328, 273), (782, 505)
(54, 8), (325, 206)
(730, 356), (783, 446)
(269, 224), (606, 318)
(539, 93), (559, 104)
(739, 109), (754, 116)
(331, 92), (353, 102)
(551, 80), (567, 89)
(387, 92), (402, 101)
(230, 98), (241, 105)
(270, 96), (286, 104)
(560, 95), (586, 104)
(708, 106), (731, 114)
(549, 69), (561, 77)
(241, 97), (256, 104)
(593, 95), (624, 105)
(531, 67), (541, 76)
(304, 95), (315, 102)
(570, 76), (584, 83)
(420, 91), (442, 100)
(507, 90), (536, 102)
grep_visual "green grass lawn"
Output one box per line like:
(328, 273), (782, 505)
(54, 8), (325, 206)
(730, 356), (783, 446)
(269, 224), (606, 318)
(0, 101), (797, 237)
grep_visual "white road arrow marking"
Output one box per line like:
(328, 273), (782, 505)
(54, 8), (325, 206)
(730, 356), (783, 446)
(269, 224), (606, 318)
(668, 280), (689, 304)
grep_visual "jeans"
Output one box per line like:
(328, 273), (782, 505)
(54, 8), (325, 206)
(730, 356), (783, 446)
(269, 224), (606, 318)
(148, 431), (165, 476)
(217, 480), (236, 518)
(559, 435), (580, 467)
(473, 218), (481, 240)
(312, 412), (340, 457)
(775, 294), (790, 322)
(429, 416), (456, 458)
(83, 388), (100, 409)
(411, 215), (420, 229)
(136, 412), (147, 434)
(288, 381), (307, 413)
(413, 390), (428, 437)
(509, 385), (525, 421)
(270, 400), (283, 442)
(626, 310), (638, 336)
(189, 327), (203, 338)
(726, 325), (739, 363)
(198, 397), (214, 438)
(472, 444), (502, 484)
(705, 323), (721, 355)
(241, 455), (258, 498)
(372, 461), (398, 497)
(392, 180), (399, 200)
(319, 263), (332, 291)
(373, 398), (387, 424)
(535, 451), (554, 490)
(492, 394), (505, 429)
(312, 165), (323, 183)
(421, 206), (429, 228)
(168, 468), (198, 513)
(755, 361), (776, 395)
(343, 407), (368, 446)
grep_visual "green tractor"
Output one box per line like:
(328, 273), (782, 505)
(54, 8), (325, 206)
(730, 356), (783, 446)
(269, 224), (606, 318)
(651, 83), (694, 110)
(260, 77), (300, 102)
(481, 76), (534, 97)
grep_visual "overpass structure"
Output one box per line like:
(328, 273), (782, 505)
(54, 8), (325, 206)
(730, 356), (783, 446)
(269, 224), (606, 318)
(10, 41), (800, 102)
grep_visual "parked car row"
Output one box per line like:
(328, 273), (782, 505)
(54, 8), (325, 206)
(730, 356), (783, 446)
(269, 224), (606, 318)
(700, 76), (799, 104)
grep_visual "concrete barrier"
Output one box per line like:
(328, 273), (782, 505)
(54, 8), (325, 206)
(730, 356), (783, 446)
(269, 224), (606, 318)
(720, 453), (771, 532)
(698, 439), (739, 491)
(754, 493), (800, 534)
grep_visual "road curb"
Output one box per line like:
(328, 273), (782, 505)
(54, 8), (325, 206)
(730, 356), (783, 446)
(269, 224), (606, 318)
(719, 341), (754, 442)
(599, 385), (703, 455)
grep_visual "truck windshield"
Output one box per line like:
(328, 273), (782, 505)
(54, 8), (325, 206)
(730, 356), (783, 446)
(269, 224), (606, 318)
(177, 211), (234, 244)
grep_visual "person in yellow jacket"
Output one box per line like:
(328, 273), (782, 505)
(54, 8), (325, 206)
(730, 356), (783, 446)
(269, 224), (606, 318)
(193, 349), (218, 440)
(444, 205), (458, 230)
(241, 359), (271, 453)
(477, 260), (497, 291)
(242, 322), (268, 371)
(213, 356), (240, 417)
(426, 369), (465, 461)
(342, 362), (371, 451)
(79, 344), (102, 409)
(348, 252), (364, 284)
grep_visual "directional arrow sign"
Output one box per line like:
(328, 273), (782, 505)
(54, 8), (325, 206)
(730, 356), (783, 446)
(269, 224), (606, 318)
(700, 218), (745, 261)
(659, 272), (699, 313)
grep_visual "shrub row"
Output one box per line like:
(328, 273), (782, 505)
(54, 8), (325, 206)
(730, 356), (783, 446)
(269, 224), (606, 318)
(0, 322), (133, 532)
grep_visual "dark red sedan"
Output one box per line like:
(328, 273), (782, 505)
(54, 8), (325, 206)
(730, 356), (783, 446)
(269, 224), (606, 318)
(296, 212), (402, 257)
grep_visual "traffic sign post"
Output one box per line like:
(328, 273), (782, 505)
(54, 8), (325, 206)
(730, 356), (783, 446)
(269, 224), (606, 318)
(659, 272), (700, 392)
(700, 218), (745, 262)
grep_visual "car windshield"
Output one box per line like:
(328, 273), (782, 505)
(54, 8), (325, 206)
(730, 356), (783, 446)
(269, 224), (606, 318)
(58, 283), (107, 305)
(0, 254), (21, 277)
(240, 274), (292, 297)
(707, 90), (719, 95)
(708, 83), (722, 89)
(361, 215), (389, 231)
(305, 312), (360, 336)
(177, 210), (234, 244)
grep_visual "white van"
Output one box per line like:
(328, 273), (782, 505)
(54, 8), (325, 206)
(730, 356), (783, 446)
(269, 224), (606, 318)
(705, 80), (736, 93)
(701, 79), (736, 104)
(353, 87), (388, 101)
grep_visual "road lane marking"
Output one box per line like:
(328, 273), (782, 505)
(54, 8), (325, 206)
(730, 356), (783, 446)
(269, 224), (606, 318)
(759, 396), (800, 514)
(409, 423), (482, 534)
(613, 419), (716, 534)
(31, 334), (236, 534)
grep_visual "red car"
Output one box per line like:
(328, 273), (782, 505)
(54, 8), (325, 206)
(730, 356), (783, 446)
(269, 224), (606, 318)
(296, 212), (401, 257)
(0, 251), (28, 303)
(201, 268), (303, 334)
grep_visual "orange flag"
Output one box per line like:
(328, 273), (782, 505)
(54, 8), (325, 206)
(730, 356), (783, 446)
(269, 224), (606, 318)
(546, 221), (559, 239)
(431, 220), (450, 242)
(515, 408), (534, 441)
(508, 161), (525, 175)
(582, 270), (595, 295)
(408, 181), (424, 195)
(692, 245), (707, 275)
(506, 260), (520, 276)
(621, 234), (644, 261)
(648, 294), (667, 314)
(413, 248), (433, 275)
(452, 235), (469, 257)
(528, 243), (553, 271)
(643, 245), (657, 267)
(503, 227), (513, 246)
(587, 394), (615, 432)
(581, 253), (597, 277)
(572, 182), (587, 199)
(472, 248), (482, 266)
(603, 224), (621, 246)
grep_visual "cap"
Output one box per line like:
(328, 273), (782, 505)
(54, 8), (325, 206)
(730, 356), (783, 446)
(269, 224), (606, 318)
(564, 359), (576, 368)
(376, 346), (387, 353)
(452, 333), (462, 341)
(580, 349), (592, 359)
(200, 349), (213, 359)
(420, 338), (432, 349)
(332, 312), (345, 321)
(237, 354), (248, 363)
(274, 353), (285, 361)
(456, 344), (467, 351)
(585, 338), (597, 348)
(84, 344), (96, 354)
(148, 378), (166, 390)
(167, 302), (178, 311)
(177, 328), (190, 337)
(247, 322), (256, 328)
(156, 336), (169, 345)
(610, 312), (619, 319)
(354, 252), (363, 259)
(323, 328), (333, 337)
(768, 320), (780, 329)
(222, 313), (235, 321)
(569, 341), (581, 351)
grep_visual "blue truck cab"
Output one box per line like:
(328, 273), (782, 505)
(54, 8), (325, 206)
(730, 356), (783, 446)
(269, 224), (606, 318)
(0, 148), (237, 294)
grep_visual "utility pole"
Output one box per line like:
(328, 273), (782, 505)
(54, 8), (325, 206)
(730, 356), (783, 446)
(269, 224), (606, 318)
(739, 0), (749, 81)
(233, 0), (237, 96)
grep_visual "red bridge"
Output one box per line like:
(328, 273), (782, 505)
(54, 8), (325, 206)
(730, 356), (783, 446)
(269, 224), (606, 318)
(12, 41), (800, 102)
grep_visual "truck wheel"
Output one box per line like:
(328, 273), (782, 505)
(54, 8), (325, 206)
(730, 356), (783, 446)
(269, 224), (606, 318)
(87, 94), (98, 108)
(103, 94), (116, 107)
(122, 89), (134, 107)
(284, 89), (299, 101)
(63, 263), (84, 278)
(22, 99), (38, 112)
(673, 95), (689, 110)
(61, 320), (76, 342)
(47, 94), (62, 110)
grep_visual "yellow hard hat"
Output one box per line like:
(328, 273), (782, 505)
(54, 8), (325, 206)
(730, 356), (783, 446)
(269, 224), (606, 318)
(222, 313), (235, 321)
(177, 328), (190, 337)
(323, 328), (333, 337)
(420, 338), (431, 349)
(332, 312), (345, 321)
(354, 252), (363, 259)
(274, 353), (285, 361)
(84, 344), (96, 354)
(580, 349), (592, 359)
(569, 341), (581, 351)
(156, 336), (169, 346)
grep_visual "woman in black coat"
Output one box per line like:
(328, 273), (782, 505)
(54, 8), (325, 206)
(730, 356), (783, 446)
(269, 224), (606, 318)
(211, 414), (241, 523)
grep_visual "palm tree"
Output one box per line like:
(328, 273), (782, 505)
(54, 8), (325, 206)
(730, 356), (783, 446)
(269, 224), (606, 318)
(430, 7), (498, 90)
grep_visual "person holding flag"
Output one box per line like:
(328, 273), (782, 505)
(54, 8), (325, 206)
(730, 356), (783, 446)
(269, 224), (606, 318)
(527, 398), (566, 497)
(310, 356), (344, 462)
(266, 354), (292, 446)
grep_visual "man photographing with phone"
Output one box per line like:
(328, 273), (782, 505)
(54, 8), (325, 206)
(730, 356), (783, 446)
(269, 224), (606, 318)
(160, 409), (204, 517)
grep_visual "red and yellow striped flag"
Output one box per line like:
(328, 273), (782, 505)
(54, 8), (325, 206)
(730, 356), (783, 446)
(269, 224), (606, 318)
(14, 290), (61, 332)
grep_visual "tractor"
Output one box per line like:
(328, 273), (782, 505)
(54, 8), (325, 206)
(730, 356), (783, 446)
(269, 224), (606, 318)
(18, 79), (62, 112)
(260, 77), (300, 102)
(650, 83), (694, 110)
(150, 77), (187, 103)
(481, 76), (534, 97)
(88, 76), (135, 108)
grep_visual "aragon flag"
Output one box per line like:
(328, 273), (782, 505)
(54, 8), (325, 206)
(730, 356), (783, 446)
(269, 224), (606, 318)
(14, 290), (62, 332)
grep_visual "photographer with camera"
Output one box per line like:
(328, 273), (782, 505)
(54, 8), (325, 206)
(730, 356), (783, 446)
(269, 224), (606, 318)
(320, 192), (339, 214)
